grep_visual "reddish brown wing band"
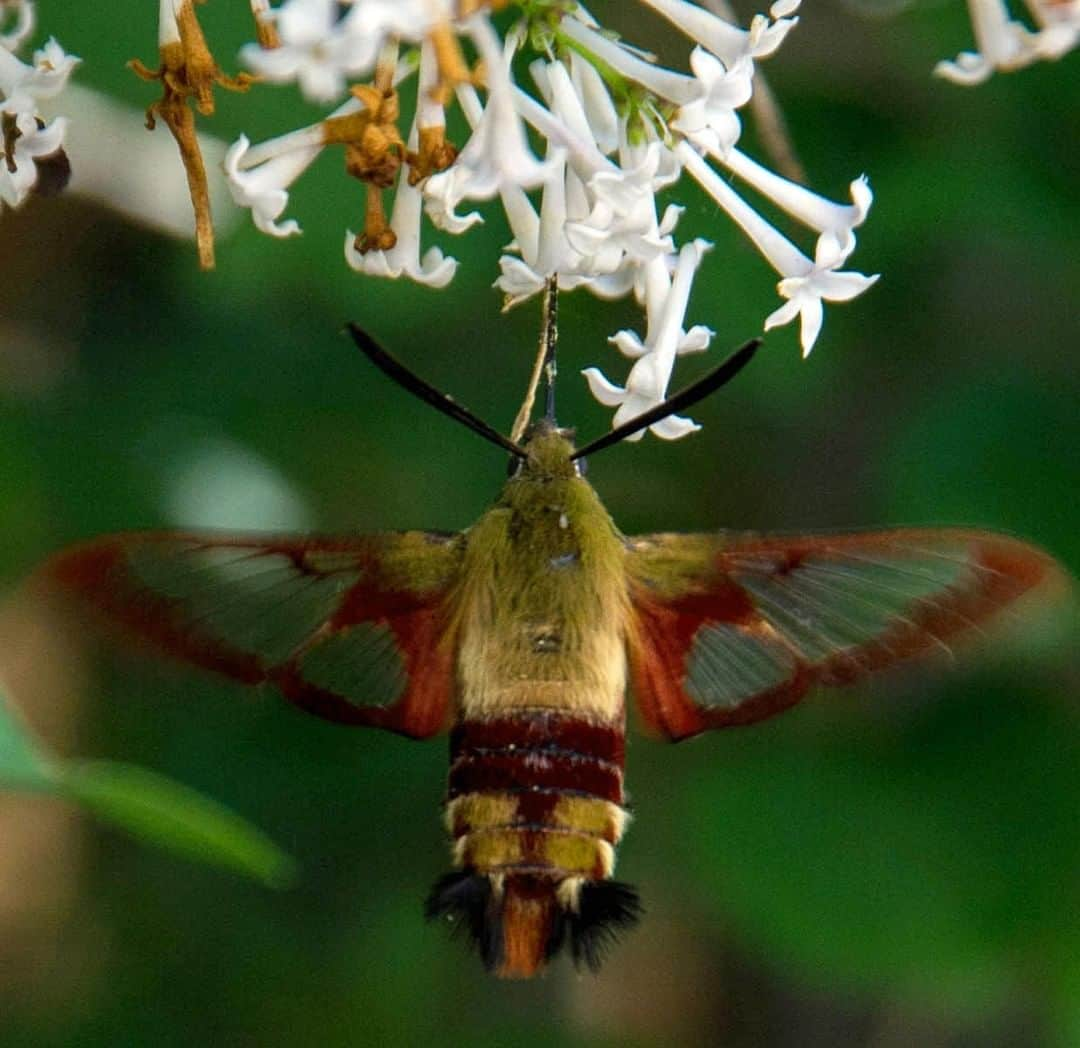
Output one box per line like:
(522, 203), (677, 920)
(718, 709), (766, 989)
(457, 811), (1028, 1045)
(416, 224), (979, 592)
(626, 529), (1064, 741)
(40, 531), (462, 738)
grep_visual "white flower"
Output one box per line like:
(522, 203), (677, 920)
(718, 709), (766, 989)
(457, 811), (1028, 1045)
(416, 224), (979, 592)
(0, 112), (65, 206)
(637, 0), (801, 66)
(560, 16), (701, 107)
(583, 240), (714, 440)
(224, 133), (308, 237)
(561, 16), (756, 161)
(718, 147), (872, 253)
(241, 0), (438, 102)
(344, 177), (457, 288)
(669, 47), (753, 156)
(424, 15), (552, 220)
(608, 253), (712, 359)
(495, 60), (685, 310)
(568, 50), (619, 156)
(935, 0), (1079, 83)
(346, 40), (457, 289)
(0, 25), (77, 209)
(0, 36), (78, 117)
(241, 0), (366, 103)
(223, 93), (361, 236)
(565, 144), (679, 271)
(0, 0), (34, 52)
(764, 233), (879, 355)
(495, 146), (580, 307)
(677, 140), (878, 355)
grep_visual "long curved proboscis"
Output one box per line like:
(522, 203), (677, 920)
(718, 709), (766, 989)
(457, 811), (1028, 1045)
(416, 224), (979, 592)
(571, 338), (762, 461)
(348, 323), (528, 460)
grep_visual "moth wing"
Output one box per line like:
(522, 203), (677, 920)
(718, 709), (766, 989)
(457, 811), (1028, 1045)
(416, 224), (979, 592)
(39, 530), (463, 738)
(626, 529), (1064, 740)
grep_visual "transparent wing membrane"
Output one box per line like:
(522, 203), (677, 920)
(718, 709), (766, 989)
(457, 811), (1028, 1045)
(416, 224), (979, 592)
(627, 530), (1062, 739)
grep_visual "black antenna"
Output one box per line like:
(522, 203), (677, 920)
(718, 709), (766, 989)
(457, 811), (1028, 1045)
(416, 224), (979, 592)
(571, 338), (761, 461)
(542, 276), (559, 423)
(347, 324), (528, 459)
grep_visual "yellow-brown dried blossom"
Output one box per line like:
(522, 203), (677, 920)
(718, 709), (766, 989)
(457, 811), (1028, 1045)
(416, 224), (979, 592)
(407, 126), (457, 186)
(249, 0), (281, 50)
(427, 19), (471, 100)
(129, 0), (256, 269)
(354, 188), (397, 255)
(321, 84), (406, 188)
(318, 82), (411, 255)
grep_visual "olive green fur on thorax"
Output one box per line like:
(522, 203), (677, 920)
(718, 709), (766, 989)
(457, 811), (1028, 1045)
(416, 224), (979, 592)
(448, 421), (631, 722)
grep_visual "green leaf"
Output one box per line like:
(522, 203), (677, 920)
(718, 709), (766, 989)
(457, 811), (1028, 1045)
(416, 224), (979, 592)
(57, 759), (298, 890)
(0, 690), (56, 790)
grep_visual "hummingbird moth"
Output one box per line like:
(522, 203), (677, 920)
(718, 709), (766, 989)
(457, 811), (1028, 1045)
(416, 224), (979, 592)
(39, 325), (1062, 979)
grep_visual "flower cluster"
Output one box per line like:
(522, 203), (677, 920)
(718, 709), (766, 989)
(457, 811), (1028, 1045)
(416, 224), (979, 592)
(937, 0), (1079, 83)
(0, 0), (77, 208)
(216, 0), (877, 437)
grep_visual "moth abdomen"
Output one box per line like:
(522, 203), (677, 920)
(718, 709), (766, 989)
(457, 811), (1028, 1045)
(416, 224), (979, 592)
(436, 712), (633, 976)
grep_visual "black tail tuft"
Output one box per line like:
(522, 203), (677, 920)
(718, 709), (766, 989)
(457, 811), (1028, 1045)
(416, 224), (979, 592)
(568, 880), (642, 972)
(424, 871), (502, 971)
(426, 873), (642, 975)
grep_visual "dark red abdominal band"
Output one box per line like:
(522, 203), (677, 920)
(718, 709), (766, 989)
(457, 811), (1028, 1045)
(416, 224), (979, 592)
(448, 712), (626, 814)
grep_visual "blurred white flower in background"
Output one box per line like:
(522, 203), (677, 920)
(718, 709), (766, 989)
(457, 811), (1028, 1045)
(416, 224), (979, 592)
(0, 1), (77, 208)
(937, 0), (1079, 83)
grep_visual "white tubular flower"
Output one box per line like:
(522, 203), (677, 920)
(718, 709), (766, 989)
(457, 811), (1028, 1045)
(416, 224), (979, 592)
(536, 61), (674, 275)
(224, 133), (309, 237)
(422, 82), (485, 234)
(583, 240), (713, 440)
(568, 50), (619, 156)
(566, 143), (677, 271)
(222, 0), (880, 413)
(243, 0), (397, 103)
(637, 0), (801, 65)
(424, 15), (552, 219)
(561, 14), (753, 159)
(240, 0), (369, 103)
(346, 40), (456, 289)
(935, 0), (1078, 83)
(345, 169), (457, 287)
(609, 254), (713, 359)
(224, 95), (361, 236)
(718, 147), (872, 253)
(0, 36), (78, 116)
(764, 233), (879, 356)
(668, 47), (752, 156)
(241, 0), (437, 103)
(1, 20), (77, 209)
(0, 0), (34, 52)
(559, 16), (700, 107)
(677, 141), (878, 356)
(496, 146), (579, 307)
(0, 111), (64, 206)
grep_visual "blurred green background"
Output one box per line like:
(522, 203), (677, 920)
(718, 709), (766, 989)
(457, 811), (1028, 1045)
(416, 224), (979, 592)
(0, 1), (1077, 1045)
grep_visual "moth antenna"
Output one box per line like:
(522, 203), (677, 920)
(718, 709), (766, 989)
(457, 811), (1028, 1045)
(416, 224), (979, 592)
(571, 338), (762, 461)
(347, 324), (527, 459)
